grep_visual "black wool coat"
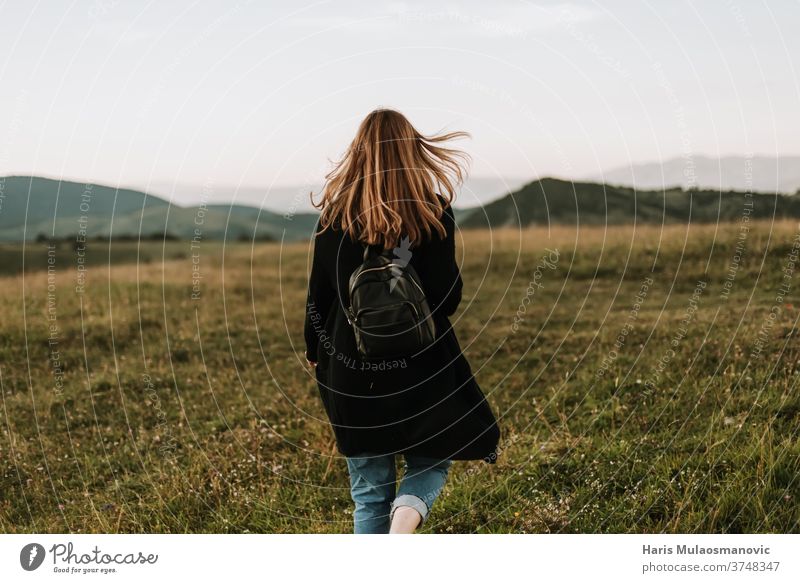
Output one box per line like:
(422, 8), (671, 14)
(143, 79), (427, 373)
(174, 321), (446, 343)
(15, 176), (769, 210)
(303, 202), (500, 461)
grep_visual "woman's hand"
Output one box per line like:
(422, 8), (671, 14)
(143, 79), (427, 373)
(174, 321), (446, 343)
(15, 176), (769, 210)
(305, 352), (317, 368)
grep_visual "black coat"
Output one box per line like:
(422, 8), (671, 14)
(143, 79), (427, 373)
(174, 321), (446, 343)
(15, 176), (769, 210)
(304, 202), (500, 461)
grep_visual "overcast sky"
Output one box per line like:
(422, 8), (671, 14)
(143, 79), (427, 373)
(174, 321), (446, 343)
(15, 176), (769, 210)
(0, 0), (798, 208)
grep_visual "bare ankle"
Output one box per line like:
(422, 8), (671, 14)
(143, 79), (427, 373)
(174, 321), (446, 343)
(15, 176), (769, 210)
(389, 506), (422, 534)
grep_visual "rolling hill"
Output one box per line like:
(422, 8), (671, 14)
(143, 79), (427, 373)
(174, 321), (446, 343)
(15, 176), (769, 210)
(458, 177), (800, 229)
(0, 176), (319, 242)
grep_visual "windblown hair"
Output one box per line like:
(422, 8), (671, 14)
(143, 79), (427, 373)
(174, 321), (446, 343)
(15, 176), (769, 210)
(313, 109), (469, 250)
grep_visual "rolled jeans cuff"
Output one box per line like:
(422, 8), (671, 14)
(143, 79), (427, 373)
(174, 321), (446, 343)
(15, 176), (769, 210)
(390, 494), (429, 525)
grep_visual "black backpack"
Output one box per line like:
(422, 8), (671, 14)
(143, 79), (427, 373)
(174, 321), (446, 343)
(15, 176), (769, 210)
(347, 239), (436, 359)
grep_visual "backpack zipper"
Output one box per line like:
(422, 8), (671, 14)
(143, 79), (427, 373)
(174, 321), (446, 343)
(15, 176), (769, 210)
(350, 301), (426, 345)
(351, 264), (426, 296)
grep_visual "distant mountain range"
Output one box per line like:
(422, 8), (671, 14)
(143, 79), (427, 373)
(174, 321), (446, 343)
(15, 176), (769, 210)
(137, 176), (529, 211)
(591, 155), (800, 194)
(2, 173), (799, 243)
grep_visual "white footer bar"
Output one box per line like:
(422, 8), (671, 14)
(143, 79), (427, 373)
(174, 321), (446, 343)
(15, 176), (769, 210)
(1, 534), (797, 582)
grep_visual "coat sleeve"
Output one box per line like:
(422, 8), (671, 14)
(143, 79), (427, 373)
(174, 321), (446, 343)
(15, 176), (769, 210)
(304, 227), (336, 362)
(417, 204), (463, 317)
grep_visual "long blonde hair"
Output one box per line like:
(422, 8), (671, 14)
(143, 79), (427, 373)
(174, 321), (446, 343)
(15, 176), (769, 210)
(314, 109), (469, 249)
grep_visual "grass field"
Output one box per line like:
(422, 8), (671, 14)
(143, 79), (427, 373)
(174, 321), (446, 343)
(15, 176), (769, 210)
(1, 220), (799, 533)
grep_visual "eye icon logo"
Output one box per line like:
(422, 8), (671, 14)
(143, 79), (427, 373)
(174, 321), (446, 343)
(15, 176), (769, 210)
(20, 543), (46, 571)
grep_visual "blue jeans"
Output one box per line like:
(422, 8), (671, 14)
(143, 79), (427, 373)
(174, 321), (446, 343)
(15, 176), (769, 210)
(345, 454), (452, 534)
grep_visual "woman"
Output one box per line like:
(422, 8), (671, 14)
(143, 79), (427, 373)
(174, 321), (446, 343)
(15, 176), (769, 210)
(304, 109), (500, 534)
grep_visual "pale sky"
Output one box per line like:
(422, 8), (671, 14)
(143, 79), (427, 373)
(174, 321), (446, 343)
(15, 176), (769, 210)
(0, 0), (798, 209)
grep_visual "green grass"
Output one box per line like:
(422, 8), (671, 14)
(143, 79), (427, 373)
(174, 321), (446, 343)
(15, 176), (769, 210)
(0, 240), (193, 277)
(1, 221), (799, 533)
